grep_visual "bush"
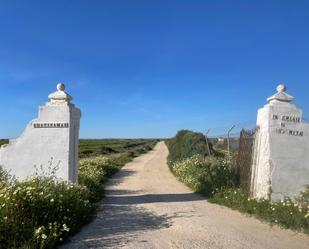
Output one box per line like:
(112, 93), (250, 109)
(78, 156), (119, 202)
(79, 149), (94, 157)
(0, 177), (95, 249)
(110, 153), (133, 167)
(166, 130), (212, 163)
(78, 153), (135, 202)
(100, 146), (117, 154)
(169, 155), (236, 196)
(209, 188), (309, 234)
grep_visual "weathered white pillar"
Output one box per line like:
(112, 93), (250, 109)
(0, 84), (81, 182)
(251, 84), (309, 201)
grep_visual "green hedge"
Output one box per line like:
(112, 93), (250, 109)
(166, 130), (236, 196)
(166, 130), (211, 163)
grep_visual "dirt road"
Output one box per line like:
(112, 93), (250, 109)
(61, 142), (309, 249)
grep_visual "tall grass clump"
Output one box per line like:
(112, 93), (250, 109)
(0, 176), (95, 249)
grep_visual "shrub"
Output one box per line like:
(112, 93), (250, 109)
(209, 188), (309, 234)
(0, 177), (95, 249)
(100, 146), (117, 154)
(79, 149), (94, 157)
(169, 155), (236, 196)
(78, 154), (134, 202)
(78, 156), (119, 202)
(166, 130), (212, 163)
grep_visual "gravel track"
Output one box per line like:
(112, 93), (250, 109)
(61, 142), (309, 249)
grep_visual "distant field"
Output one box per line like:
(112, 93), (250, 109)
(79, 139), (160, 158)
(0, 138), (159, 157)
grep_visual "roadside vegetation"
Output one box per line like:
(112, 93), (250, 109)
(0, 139), (8, 147)
(169, 155), (235, 196)
(166, 130), (309, 234)
(78, 154), (133, 202)
(210, 187), (309, 234)
(0, 139), (158, 249)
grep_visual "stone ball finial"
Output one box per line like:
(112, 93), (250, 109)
(48, 83), (72, 104)
(57, 83), (65, 91)
(277, 84), (286, 93)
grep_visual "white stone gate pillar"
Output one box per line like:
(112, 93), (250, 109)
(251, 85), (309, 201)
(0, 83), (81, 182)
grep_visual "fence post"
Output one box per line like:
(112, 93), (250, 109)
(205, 129), (211, 156)
(227, 125), (236, 157)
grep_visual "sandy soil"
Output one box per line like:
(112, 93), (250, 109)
(61, 142), (309, 249)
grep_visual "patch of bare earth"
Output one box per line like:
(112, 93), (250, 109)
(61, 142), (309, 249)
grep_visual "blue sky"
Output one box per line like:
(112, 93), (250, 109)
(0, 0), (309, 138)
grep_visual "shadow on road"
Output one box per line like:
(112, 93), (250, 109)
(63, 204), (175, 248)
(104, 192), (206, 205)
(106, 169), (136, 186)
